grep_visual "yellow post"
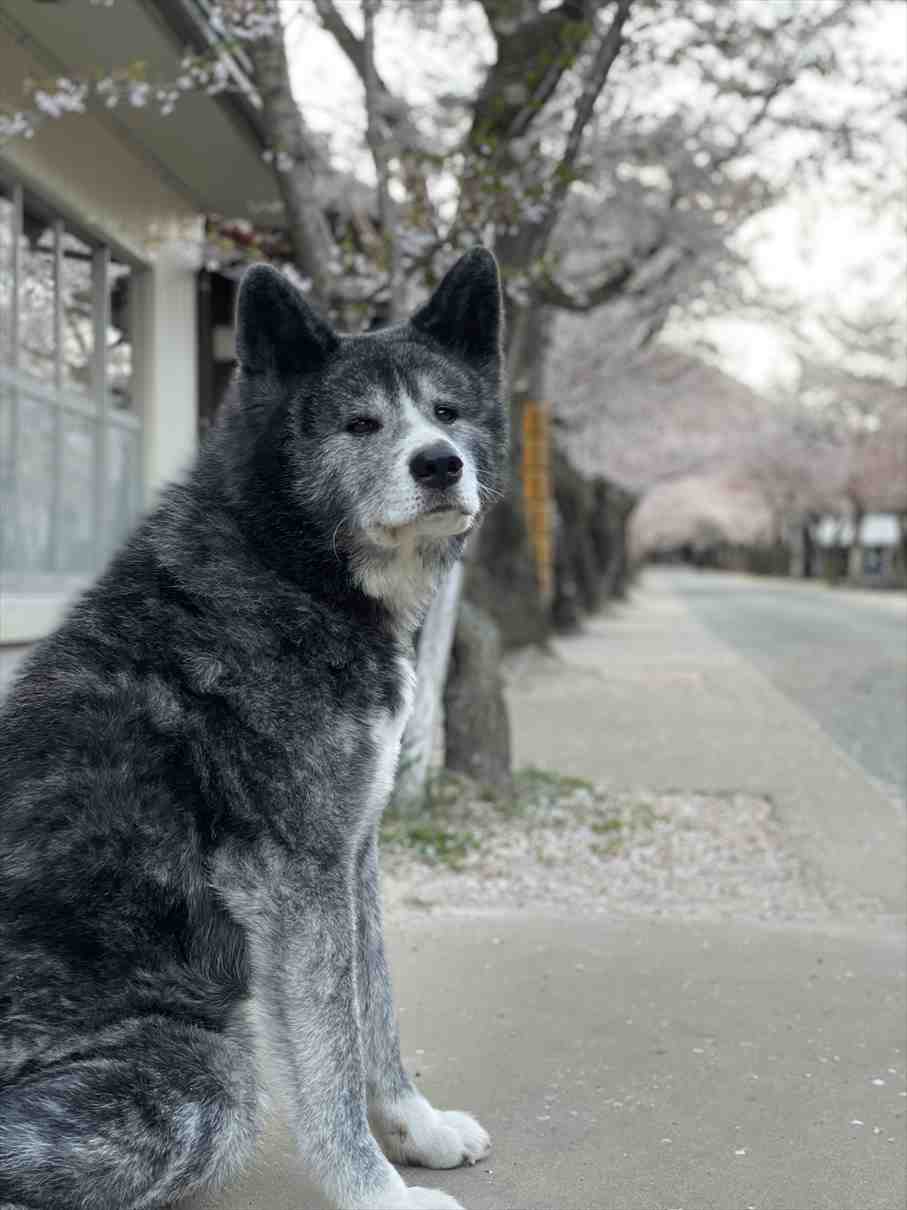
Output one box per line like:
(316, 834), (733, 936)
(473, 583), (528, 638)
(521, 400), (553, 603)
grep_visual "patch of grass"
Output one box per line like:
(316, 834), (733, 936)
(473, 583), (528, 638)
(387, 771), (471, 820)
(591, 836), (624, 859)
(381, 817), (479, 869)
(513, 766), (596, 813)
(515, 766), (595, 796)
(533, 846), (558, 867)
(383, 773), (483, 868)
(383, 766), (608, 869)
(590, 817), (623, 835)
(629, 801), (657, 829)
(424, 770), (473, 811)
(476, 782), (499, 804)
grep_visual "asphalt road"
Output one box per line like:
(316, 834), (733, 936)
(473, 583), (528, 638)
(665, 571), (907, 804)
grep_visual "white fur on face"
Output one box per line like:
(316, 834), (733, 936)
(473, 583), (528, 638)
(344, 378), (485, 619)
(365, 394), (481, 538)
(351, 529), (447, 626)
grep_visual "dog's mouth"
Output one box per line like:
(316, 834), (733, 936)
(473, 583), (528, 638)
(370, 506), (475, 547)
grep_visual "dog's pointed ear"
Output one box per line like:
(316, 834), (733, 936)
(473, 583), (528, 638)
(410, 248), (503, 387)
(236, 264), (338, 376)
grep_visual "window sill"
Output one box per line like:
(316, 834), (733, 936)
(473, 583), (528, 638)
(0, 586), (86, 644)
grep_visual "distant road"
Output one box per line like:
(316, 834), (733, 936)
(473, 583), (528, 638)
(666, 568), (907, 803)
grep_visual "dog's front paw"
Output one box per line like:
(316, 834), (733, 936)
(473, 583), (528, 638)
(423, 1110), (490, 1168)
(372, 1092), (490, 1169)
(399, 1189), (465, 1210)
(356, 1182), (464, 1210)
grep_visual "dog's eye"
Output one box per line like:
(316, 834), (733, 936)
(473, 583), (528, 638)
(434, 405), (458, 425)
(346, 416), (382, 435)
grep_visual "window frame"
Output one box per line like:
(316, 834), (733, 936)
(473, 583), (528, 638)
(0, 177), (145, 593)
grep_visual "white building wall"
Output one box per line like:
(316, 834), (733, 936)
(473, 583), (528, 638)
(134, 239), (202, 504)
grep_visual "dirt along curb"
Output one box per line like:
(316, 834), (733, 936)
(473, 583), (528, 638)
(381, 770), (893, 930)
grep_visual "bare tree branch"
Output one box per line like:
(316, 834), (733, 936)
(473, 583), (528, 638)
(313, 0), (433, 226)
(555, 0), (633, 198)
(310, 0), (368, 79)
(468, 1), (608, 148)
(362, 0), (403, 320)
(243, 3), (338, 306)
(537, 259), (636, 310)
(311, 0), (416, 146)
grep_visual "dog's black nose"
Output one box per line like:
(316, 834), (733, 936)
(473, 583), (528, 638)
(410, 442), (463, 489)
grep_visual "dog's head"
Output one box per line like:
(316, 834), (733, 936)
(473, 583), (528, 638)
(226, 249), (507, 619)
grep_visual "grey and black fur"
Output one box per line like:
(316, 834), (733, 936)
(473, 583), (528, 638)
(0, 249), (506, 1210)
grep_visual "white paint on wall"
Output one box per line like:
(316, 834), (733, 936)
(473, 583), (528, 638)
(133, 238), (202, 505)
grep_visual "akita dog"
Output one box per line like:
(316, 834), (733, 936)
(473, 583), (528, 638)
(0, 249), (507, 1210)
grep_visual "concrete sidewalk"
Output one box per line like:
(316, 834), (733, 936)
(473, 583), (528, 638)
(184, 574), (906, 1210)
(507, 573), (906, 914)
(187, 915), (905, 1210)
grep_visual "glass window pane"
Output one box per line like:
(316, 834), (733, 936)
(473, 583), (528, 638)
(108, 259), (133, 412)
(18, 205), (56, 383)
(0, 377), (14, 573)
(108, 425), (140, 549)
(61, 230), (94, 395)
(59, 413), (96, 573)
(13, 390), (54, 570)
(0, 187), (144, 583)
(0, 186), (14, 364)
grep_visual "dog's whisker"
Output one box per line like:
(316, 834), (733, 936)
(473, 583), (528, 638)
(478, 481), (507, 503)
(331, 520), (345, 563)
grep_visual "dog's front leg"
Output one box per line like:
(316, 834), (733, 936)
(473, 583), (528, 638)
(248, 858), (464, 1210)
(357, 831), (491, 1171)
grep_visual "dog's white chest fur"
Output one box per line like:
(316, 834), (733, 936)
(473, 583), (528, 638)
(365, 656), (417, 821)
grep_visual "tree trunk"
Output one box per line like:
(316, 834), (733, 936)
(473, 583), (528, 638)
(550, 453), (599, 632)
(847, 505), (865, 584)
(443, 600), (512, 795)
(800, 516), (818, 579)
(550, 504), (582, 633)
(468, 301), (551, 648)
(589, 478), (613, 580)
(602, 486), (636, 599)
(395, 564), (463, 811)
